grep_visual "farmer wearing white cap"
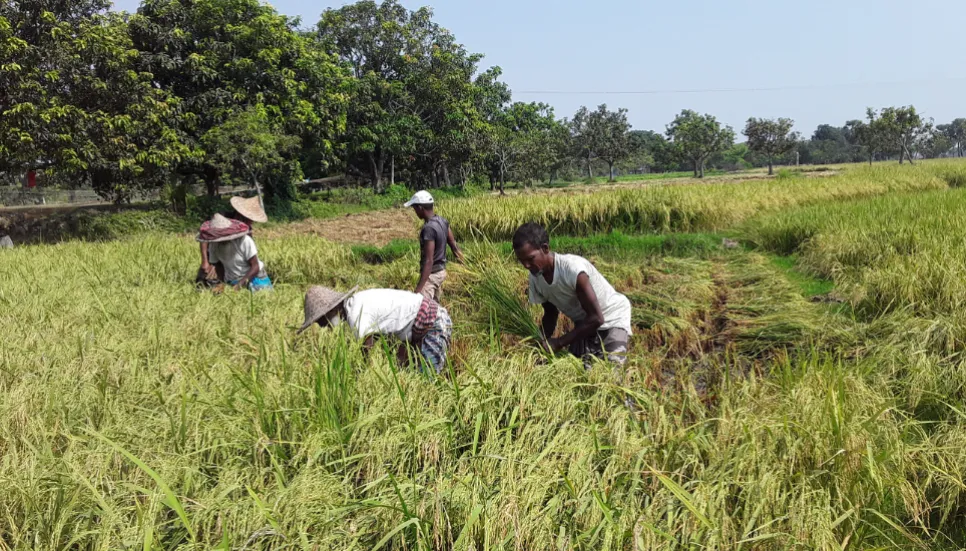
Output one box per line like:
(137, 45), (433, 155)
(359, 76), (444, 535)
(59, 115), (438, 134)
(195, 211), (272, 292)
(298, 286), (452, 374)
(196, 196), (268, 288)
(404, 190), (464, 302)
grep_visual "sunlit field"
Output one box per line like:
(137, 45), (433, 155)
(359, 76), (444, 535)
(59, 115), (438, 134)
(6, 162), (966, 548)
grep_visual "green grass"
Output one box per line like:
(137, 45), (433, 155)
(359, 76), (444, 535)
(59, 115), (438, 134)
(767, 254), (835, 298)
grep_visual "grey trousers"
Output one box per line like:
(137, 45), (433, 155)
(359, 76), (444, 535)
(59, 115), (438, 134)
(569, 328), (629, 370)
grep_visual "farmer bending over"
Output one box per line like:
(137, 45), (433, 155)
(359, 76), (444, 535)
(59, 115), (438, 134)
(298, 286), (452, 374)
(195, 211), (272, 292)
(196, 196), (267, 287)
(512, 222), (632, 369)
(405, 190), (464, 301)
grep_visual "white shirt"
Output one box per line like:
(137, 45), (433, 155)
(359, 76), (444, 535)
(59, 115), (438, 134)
(344, 289), (424, 341)
(208, 235), (264, 282)
(528, 254), (632, 334)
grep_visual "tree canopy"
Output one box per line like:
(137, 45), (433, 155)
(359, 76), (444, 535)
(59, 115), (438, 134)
(129, 0), (348, 199)
(2, 0), (963, 203)
(743, 118), (799, 175)
(666, 110), (735, 178)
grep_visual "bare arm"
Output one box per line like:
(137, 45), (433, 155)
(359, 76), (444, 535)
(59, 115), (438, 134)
(235, 254), (260, 289)
(548, 273), (604, 352)
(446, 227), (465, 263)
(200, 242), (216, 279)
(541, 302), (559, 341)
(415, 239), (435, 295)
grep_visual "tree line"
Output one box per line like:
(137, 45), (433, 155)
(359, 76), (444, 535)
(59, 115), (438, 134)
(2, 0), (962, 204)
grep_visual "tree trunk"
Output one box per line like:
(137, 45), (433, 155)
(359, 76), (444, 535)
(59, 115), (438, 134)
(768, 161), (774, 176)
(698, 160), (705, 178)
(587, 155), (594, 180)
(240, 159), (264, 207)
(898, 146), (905, 165)
(692, 159), (699, 178)
(869, 152), (874, 166)
(204, 165), (219, 197)
(608, 161), (615, 182)
(905, 145), (915, 165)
(390, 155), (395, 186)
(499, 165), (506, 195)
(443, 164), (451, 187)
(368, 152), (385, 192)
(549, 169), (556, 186)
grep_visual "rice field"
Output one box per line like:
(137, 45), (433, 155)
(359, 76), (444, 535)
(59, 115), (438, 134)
(443, 162), (966, 240)
(6, 162), (966, 549)
(743, 186), (966, 319)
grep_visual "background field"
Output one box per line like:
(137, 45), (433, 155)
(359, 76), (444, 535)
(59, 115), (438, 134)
(5, 161), (966, 549)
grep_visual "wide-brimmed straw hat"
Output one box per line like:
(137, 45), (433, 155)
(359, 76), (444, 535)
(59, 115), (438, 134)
(230, 195), (268, 223)
(298, 285), (359, 334)
(196, 213), (250, 243)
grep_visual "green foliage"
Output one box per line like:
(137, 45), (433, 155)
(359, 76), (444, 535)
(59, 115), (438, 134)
(876, 105), (931, 164)
(798, 124), (868, 165)
(0, 0), (190, 202)
(938, 118), (966, 157)
(718, 143), (752, 170)
(666, 110), (735, 178)
(201, 106), (302, 201)
(129, 0), (349, 193)
(488, 102), (565, 192)
(852, 106), (931, 165)
(920, 128), (953, 159)
(743, 117), (800, 174)
(570, 104), (632, 181)
(318, 0), (498, 190)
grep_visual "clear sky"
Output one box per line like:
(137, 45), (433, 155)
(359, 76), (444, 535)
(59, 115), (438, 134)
(111, 0), (966, 137)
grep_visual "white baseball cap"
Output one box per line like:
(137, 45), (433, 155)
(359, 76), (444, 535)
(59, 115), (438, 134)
(404, 190), (434, 207)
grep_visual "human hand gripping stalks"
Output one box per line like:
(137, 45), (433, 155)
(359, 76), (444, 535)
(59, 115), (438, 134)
(461, 247), (554, 358)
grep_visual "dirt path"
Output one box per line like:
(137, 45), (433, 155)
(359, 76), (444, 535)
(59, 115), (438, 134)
(260, 209), (419, 246)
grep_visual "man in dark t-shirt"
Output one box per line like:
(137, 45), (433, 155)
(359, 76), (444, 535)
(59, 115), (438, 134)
(405, 190), (465, 301)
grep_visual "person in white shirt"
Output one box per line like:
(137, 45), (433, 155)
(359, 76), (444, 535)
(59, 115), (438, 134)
(512, 222), (632, 369)
(195, 213), (272, 292)
(196, 196), (271, 291)
(297, 286), (452, 374)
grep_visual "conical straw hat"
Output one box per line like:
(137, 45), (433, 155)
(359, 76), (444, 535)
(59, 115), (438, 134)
(196, 213), (250, 243)
(230, 195), (268, 223)
(298, 285), (359, 334)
